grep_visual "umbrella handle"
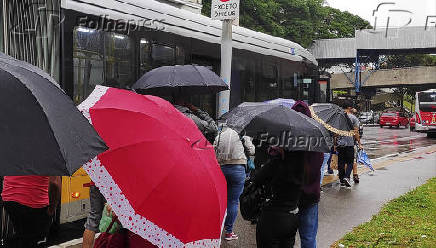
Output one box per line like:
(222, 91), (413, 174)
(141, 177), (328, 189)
(105, 215), (119, 233)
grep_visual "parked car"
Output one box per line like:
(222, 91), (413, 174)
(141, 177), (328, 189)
(409, 116), (416, 131)
(359, 111), (374, 124)
(379, 111), (409, 128)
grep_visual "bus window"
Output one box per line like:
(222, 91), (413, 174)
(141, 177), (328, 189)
(418, 92), (436, 112)
(140, 39), (152, 76)
(73, 27), (104, 104)
(104, 33), (135, 89)
(176, 45), (185, 65)
(256, 62), (279, 102)
(152, 43), (175, 68)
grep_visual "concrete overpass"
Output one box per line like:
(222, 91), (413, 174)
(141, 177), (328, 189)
(311, 27), (436, 92)
(331, 66), (436, 89)
(311, 27), (436, 61)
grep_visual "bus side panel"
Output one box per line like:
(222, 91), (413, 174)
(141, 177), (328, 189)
(60, 168), (91, 224)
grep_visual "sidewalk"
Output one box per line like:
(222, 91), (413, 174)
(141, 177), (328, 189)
(52, 146), (436, 248)
(221, 145), (436, 248)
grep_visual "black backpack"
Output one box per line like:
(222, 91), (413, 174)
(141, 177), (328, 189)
(239, 177), (271, 222)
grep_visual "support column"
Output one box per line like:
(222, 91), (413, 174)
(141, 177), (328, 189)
(354, 51), (361, 93)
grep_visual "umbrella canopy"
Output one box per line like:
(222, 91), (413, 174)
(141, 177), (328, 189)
(264, 98), (296, 108)
(357, 149), (375, 172)
(0, 53), (107, 176)
(309, 103), (355, 136)
(132, 65), (229, 96)
(78, 86), (227, 248)
(220, 102), (333, 153)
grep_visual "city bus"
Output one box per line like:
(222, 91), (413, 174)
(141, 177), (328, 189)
(1, 0), (323, 232)
(415, 89), (436, 137)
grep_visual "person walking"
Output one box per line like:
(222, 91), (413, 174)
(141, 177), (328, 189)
(2, 176), (59, 248)
(336, 101), (362, 188)
(254, 149), (305, 247)
(214, 125), (255, 241)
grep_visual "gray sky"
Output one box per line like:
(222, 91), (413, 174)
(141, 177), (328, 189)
(326, 0), (436, 28)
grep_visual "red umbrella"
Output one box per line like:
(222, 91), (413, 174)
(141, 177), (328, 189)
(78, 86), (227, 247)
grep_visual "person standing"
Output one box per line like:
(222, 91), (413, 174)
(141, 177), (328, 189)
(82, 184), (106, 248)
(2, 176), (58, 247)
(214, 125), (255, 241)
(336, 101), (362, 188)
(292, 100), (324, 248)
(254, 150), (305, 247)
(173, 96), (218, 143)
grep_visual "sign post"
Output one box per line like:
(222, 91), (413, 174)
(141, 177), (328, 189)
(211, 0), (240, 118)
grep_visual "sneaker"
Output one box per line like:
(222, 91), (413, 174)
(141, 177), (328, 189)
(343, 178), (352, 188)
(225, 232), (238, 241)
(353, 174), (360, 184)
(340, 180), (346, 187)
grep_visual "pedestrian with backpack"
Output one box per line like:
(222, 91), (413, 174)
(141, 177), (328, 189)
(214, 124), (255, 241)
(254, 149), (305, 247)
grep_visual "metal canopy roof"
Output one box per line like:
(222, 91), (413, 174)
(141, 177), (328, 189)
(310, 27), (436, 60)
(62, 0), (317, 66)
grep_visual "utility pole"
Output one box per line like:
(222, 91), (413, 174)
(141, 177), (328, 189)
(211, 0), (240, 118)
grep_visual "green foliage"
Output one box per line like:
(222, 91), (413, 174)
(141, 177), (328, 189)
(381, 54), (436, 69)
(334, 178), (436, 247)
(201, 0), (371, 48)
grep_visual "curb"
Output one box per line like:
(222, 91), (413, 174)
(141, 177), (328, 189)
(49, 234), (100, 248)
(321, 145), (436, 186)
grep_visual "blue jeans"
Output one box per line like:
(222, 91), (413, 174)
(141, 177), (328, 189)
(221, 164), (246, 233)
(320, 153), (331, 185)
(298, 204), (318, 248)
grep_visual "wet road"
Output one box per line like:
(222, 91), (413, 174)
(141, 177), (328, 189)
(361, 126), (436, 159)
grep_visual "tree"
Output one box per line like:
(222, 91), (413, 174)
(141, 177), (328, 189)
(201, 0), (371, 48)
(381, 54), (436, 69)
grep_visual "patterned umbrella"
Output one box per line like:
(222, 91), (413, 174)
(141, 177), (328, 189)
(78, 86), (227, 247)
(309, 103), (355, 137)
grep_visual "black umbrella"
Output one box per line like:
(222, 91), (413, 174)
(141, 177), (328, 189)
(220, 102), (333, 153)
(309, 103), (355, 137)
(132, 65), (229, 95)
(0, 54), (108, 176)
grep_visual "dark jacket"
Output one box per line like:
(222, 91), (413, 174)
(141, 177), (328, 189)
(254, 151), (305, 211)
(174, 105), (218, 143)
(292, 101), (324, 208)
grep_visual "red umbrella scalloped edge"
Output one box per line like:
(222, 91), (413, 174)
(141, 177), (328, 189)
(78, 86), (226, 248)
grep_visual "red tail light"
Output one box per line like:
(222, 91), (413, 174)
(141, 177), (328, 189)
(416, 113), (421, 124)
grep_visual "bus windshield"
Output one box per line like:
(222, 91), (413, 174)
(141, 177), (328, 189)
(418, 92), (436, 112)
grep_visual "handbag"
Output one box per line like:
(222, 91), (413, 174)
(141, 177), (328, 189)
(94, 216), (127, 248)
(330, 153), (338, 170)
(99, 205), (121, 234)
(239, 179), (270, 221)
